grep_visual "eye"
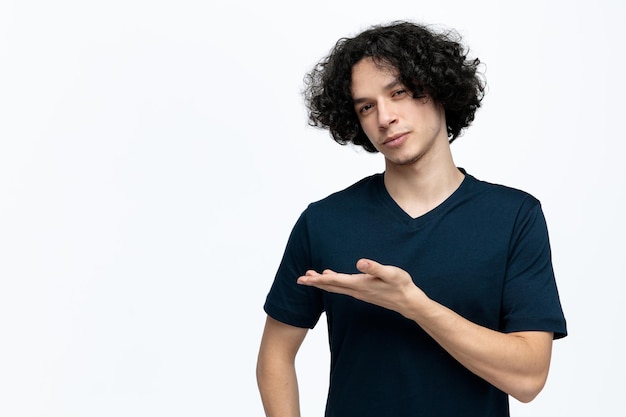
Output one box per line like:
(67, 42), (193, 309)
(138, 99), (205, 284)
(359, 103), (374, 115)
(392, 89), (407, 98)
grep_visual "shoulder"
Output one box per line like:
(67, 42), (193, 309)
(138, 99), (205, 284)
(291, 173), (384, 234)
(452, 171), (548, 234)
(462, 171), (541, 211)
(306, 173), (383, 212)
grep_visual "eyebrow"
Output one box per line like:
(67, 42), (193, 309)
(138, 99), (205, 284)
(352, 78), (404, 105)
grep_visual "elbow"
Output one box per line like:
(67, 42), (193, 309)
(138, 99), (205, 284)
(505, 331), (554, 403)
(256, 352), (273, 388)
(256, 348), (295, 389)
(255, 357), (264, 386)
(512, 389), (540, 404)
(509, 372), (549, 403)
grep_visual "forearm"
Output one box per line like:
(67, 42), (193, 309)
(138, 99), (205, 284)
(403, 292), (553, 402)
(296, 261), (554, 402)
(256, 355), (301, 417)
(256, 316), (307, 417)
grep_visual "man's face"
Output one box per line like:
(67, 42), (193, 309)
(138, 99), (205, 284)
(351, 57), (448, 167)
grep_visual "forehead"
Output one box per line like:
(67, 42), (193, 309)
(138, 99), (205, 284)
(350, 57), (399, 97)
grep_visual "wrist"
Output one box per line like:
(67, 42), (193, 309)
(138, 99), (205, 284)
(399, 285), (433, 321)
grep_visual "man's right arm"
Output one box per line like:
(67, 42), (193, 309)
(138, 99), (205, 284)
(256, 315), (309, 417)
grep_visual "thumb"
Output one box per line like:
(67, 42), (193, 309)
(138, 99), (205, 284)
(356, 258), (386, 276)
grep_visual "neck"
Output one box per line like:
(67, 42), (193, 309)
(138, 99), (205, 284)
(383, 150), (464, 218)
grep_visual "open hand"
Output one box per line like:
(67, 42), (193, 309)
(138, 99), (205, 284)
(297, 259), (426, 316)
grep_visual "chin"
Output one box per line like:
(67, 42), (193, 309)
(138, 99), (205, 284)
(388, 152), (424, 166)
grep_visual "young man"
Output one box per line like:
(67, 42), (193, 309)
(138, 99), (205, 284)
(257, 21), (567, 417)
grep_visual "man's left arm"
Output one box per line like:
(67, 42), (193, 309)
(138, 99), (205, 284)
(297, 258), (554, 403)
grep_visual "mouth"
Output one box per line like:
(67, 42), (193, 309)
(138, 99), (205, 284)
(383, 132), (409, 147)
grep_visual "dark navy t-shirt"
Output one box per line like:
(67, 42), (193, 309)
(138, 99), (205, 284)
(264, 170), (567, 417)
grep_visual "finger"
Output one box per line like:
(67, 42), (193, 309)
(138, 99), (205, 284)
(297, 271), (358, 287)
(297, 274), (315, 284)
(297, 271), (334, 285)
(296, 272), (366, 296)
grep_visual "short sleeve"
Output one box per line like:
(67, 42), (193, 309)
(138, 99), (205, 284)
(263, 210), (324, 329)
(501, 197), (567, 339)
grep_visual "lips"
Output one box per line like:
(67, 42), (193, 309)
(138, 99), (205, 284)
(383, 132), (408, 147)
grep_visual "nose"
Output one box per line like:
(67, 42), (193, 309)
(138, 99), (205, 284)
(377, 101), (397, 129)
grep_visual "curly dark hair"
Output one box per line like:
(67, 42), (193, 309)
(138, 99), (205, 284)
(304, 21), (486, 152)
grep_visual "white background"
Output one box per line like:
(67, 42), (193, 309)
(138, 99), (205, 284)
(1, 0), (624, 415)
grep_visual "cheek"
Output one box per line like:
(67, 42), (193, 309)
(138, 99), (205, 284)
(359, 118), (377, 138)
(416, 107), (445, 133)
(431, 105), (447, 128)
(362, 129), (382, 150)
